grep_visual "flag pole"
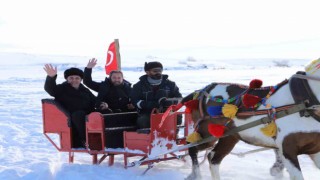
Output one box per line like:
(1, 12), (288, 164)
(114, 39), (121, 70)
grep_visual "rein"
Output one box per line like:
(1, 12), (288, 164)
(235, 104), (298, 117)
(203, 104), (298, 119)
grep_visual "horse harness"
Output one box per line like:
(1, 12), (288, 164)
(193, 73), (320, 132)
(290, 72), (320, 122)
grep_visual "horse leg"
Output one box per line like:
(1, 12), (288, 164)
(269, 148), (284, 177)
(207, 135), (239, 180)
(309, 152), (320, 169)
(282, 139), (304, 180)
(186, 146), (201, 180)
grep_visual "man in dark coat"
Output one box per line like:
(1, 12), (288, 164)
(131, 61), (182, 129)
(83, 58), (135, 113)
(44, 64), (96, 148)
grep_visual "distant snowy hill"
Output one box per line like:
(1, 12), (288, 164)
(0, 52), (310, 70)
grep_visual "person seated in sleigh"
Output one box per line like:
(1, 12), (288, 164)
(43, 64), (96, 148)
(84, 58), (136, 114)
(130, 61), (182, 129)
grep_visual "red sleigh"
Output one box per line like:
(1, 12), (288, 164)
(42, 99), (193, 167)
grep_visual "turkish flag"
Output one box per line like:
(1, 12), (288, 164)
(105, 41), (119, 75)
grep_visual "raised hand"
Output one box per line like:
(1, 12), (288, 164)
(87, 58), (97, 68)
(43, 64), (57, 77)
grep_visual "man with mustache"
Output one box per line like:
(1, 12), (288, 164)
(131, 61), (182, 129)
(84, 58), (135, 113)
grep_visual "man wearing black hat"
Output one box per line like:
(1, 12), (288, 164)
(44, 64), (96, 148)
(131, 61), (182, 129)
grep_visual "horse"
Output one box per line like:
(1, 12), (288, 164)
(183, 59), (320, 180)
(182, 81), (286, 179)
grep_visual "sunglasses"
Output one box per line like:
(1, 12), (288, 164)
(150, 68), (163, 73)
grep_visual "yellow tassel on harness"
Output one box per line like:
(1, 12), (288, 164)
(222, 104), (238, 119)
(186, 132), (202, 143)
(260, 120), (277, 137)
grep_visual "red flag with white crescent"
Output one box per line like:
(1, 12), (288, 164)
(105, 41), (118, 75)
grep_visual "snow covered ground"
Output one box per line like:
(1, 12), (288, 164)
(0, 52), (319, 179)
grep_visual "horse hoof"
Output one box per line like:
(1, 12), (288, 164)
(270, 166), (284, 177)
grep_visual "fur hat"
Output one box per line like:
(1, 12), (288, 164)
(64, 67), (84, 79)
(144, 61), (163, 71)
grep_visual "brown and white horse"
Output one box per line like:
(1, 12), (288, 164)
(185, 59), (320, 180)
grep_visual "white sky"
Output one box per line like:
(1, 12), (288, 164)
(0, 0), (320, 59)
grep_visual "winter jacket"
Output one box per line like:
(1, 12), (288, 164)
(83, 67), (133, 112)
(83, 67), (101, 93)
(95, 79), (133, 112)
(131, 74), (182, 114)
(44, 75), (96, 114)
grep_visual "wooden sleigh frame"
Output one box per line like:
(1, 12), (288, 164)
(42, 98), (193, 167)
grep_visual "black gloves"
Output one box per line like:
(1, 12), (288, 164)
(155, 90), (168, 106)
(158, 97), (167, 106)
(138, 100), (159, 110)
